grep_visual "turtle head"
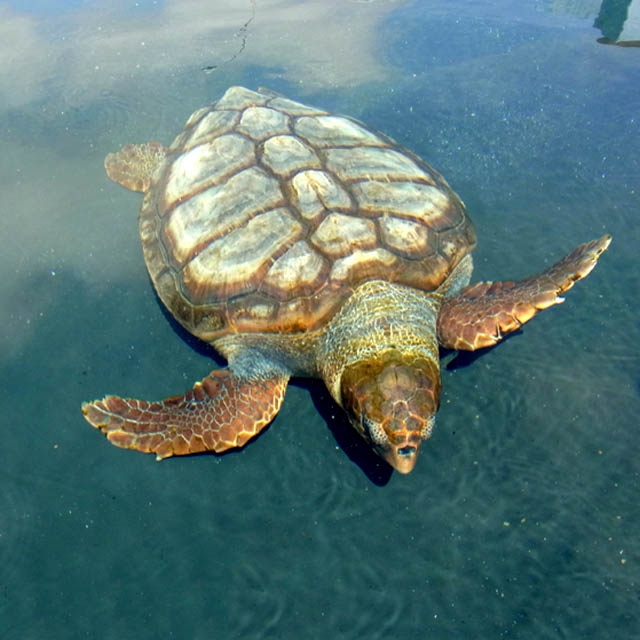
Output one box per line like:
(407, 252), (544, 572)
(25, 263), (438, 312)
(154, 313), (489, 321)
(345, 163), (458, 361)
(340, 352), (441, 474)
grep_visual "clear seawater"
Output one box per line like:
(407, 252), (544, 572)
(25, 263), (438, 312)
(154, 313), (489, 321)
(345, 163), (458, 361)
(1, 1), (638, 638)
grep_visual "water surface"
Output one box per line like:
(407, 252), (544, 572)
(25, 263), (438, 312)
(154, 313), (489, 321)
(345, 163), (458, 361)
(1, 1), (638, 638)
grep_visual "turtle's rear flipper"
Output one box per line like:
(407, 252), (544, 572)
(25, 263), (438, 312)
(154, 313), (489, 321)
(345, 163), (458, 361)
(437, 234), (611, 351)
(82, 368), (289, 460)
(104, 142), (169, 192)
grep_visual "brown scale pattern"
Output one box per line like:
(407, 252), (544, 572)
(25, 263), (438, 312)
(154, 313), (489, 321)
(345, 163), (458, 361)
(437, 235), (612, 350)
(81, 369), (289, 459)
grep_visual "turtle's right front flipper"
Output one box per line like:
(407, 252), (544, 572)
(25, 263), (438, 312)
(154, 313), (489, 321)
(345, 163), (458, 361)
(82, 367), (289, 460)
(437, 234), (611, 351)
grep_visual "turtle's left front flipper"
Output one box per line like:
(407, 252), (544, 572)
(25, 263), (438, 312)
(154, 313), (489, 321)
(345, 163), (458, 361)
(437, 234), (611, 351)
(82, 367), (289, 460)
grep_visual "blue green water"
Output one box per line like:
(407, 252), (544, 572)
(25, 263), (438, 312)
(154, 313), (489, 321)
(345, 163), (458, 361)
(1, 1), (638, 638)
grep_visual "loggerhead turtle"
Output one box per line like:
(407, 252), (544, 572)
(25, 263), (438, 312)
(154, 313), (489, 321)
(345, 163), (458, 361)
(82, 86), (610, 474)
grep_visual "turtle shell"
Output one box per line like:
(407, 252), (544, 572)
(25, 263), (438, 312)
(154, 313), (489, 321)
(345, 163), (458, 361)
(139, 86), (476, 342)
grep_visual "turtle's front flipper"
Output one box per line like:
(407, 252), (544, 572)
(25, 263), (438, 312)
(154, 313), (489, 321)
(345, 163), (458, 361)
(104, 142), (169, 192)
(82, 368), (289, 460)
(437, 234), (611, 351)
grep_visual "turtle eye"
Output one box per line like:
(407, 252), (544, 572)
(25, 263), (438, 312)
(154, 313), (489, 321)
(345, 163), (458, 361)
(362, 415), (388, 446)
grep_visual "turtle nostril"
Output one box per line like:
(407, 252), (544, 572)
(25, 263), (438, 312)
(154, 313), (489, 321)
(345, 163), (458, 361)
(397, 445), (416, 457)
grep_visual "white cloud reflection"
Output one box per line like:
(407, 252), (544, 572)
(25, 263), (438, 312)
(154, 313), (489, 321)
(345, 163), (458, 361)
(0, 0), (403, 111)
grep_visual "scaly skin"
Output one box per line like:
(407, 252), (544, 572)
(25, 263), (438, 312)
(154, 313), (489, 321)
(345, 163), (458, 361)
(316, 280), (444, 473)
(437, 235), (612, 350)
(82, 365), (289, 460)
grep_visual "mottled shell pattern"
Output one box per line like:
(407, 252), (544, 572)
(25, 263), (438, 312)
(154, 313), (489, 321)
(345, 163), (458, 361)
(139, 86), (476, 342)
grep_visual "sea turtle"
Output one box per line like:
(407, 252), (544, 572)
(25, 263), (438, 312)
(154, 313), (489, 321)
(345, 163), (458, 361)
(82, 86), (610, 474)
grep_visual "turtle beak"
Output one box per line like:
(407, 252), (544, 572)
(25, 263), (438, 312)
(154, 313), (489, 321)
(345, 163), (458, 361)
(374, 409), (435, 474)
(382, 440), (421, 474)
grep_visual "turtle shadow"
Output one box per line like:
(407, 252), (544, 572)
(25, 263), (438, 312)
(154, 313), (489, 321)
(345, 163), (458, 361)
(293, 378), (394, 486)
(156, 293), (227, 367)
